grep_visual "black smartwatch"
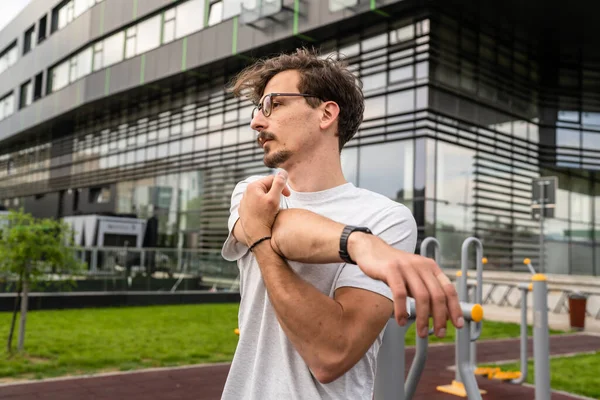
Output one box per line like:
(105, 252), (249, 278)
(339, 225), (372, 264)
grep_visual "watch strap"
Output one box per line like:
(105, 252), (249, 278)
(339, 225), (372, 264)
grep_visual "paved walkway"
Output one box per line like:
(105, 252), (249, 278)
(2, 334), (599, 400)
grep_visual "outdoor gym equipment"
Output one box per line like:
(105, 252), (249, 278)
(437, 237), (486, 399)
(374, 237), (485, 400)
(475, 258), (551, 400)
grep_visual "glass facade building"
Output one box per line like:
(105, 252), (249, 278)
(0, 0), (598, 275)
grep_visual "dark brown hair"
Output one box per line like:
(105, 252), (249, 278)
(229, 48), (364, 151)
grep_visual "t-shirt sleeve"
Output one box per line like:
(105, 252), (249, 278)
(334, 203), (418, 301)
(221, 176), (262, 261)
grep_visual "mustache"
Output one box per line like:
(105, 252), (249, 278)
(257, 131), (276, 147)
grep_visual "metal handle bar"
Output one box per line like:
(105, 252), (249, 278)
(461, 237), (484, 341)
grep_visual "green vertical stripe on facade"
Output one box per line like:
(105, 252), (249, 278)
(132, 0), (138, 19)
(370, 0), (376, 9)
(99, 1), (105, 35)
(181, 37), (188, 71)
(293, 0), (300, 35)
(140, 54), (146, 84)
(232, 17), (238, 55)
(104, 69), (111, 95)
(204, 0), (210, 27)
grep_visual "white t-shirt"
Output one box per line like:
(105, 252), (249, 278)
(221, 176), (417, 400)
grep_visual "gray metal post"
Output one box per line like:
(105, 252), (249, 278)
(374, 319), (409, 400)
(533, 275), (551, 400)
(404, 330), (428, 400)
(91, 248), (98, 273)
(457, 321), (483, 400)
(512, 283), (530, 385)
(539, 182), (545, 273)
(461, 238), (484, 370)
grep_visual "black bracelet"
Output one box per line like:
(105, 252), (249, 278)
(249, 236), (272, 252)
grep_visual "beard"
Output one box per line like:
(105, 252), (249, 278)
(264, 149), (292, 168)
(257, 130), (292, 168)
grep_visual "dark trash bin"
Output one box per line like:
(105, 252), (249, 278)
(568, 292), (588, 331)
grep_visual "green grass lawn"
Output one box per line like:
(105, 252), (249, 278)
(0, 304), (240, 381)
(484, 352), (600, 399)
(0, 304), (564, 383)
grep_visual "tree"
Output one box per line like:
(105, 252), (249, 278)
(0, 209), (84, 354)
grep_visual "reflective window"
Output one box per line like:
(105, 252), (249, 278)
(125, 27), (136, 59)
(363, 95), (385, 121)
(556, 128), (580, 147)
(92, 42), (103, 71)
(176, 0), (205, 39)
(162, 9), (176, 44)
(0, 42), (18, 75)
(51, 61), (70, 92)
(389, 65), (413, 83)
(23, 25), (36, 55)
(435, 142), (474, 232)
(74, 0), (88, 17)
(0, 92), (15, 121)
(136, 16), (161, 55)
(208, 1), (224, 26)
(389, 24), (414, 44)
(582, 112), (600, 127)
(387, 90), (414, 115)
(19, 80), (33, 109)
(358, 140), (414, 205)
(75, 47), (92, 79)
(103, 32), (125, 68)
(329, 0), (357, 12)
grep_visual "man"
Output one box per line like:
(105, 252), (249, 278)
(221, 48), (463, 399)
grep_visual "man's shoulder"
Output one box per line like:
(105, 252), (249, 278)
(352, 187), (412, 215)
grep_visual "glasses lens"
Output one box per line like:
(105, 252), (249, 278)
(263, 95), (272, 117)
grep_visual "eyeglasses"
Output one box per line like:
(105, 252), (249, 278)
(251, 93), (321, 119)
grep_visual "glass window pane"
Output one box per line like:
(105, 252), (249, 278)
(556, 128), (580, 147)
(176, 0), (206, 39)
(74, 0), (89, 17)
(163, 20), (175, 44)
(51, 61), (70, 92)
(362, 72), (386, 91)
(77, 47), (93, 79)
(387, 90), (414, 115)
(359, 140), (414, 204)
(329, 0), (357, 12)
(363, 95), (385, 120)
(436, 142), (475, 232)
(125, 37), (136, 58)
(136, 16), (161, 55)
(208, 1), (224, 26)
(389, 65), (413, 83)
(103, 32), (124, 67)
(390, 24), (414, 44)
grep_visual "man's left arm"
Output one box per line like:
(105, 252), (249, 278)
(249, 237), (393, 384)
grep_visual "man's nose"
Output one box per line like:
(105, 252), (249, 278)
(250, 110), (268, 132)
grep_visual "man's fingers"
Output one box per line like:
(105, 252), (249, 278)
(419, 266), (448, 338)
(403, 268), (430, 338)
(436, 272), (464, 328)
(269, 170), (289, 199)
(387, 273), (408, 326)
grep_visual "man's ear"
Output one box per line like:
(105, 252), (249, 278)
(320, 101), (340, 131)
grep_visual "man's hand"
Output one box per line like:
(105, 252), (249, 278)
(238, 170), (291, 246)
(347, 233), (464, 338)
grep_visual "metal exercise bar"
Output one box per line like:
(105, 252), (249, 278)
(374, 299), (484, 400)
